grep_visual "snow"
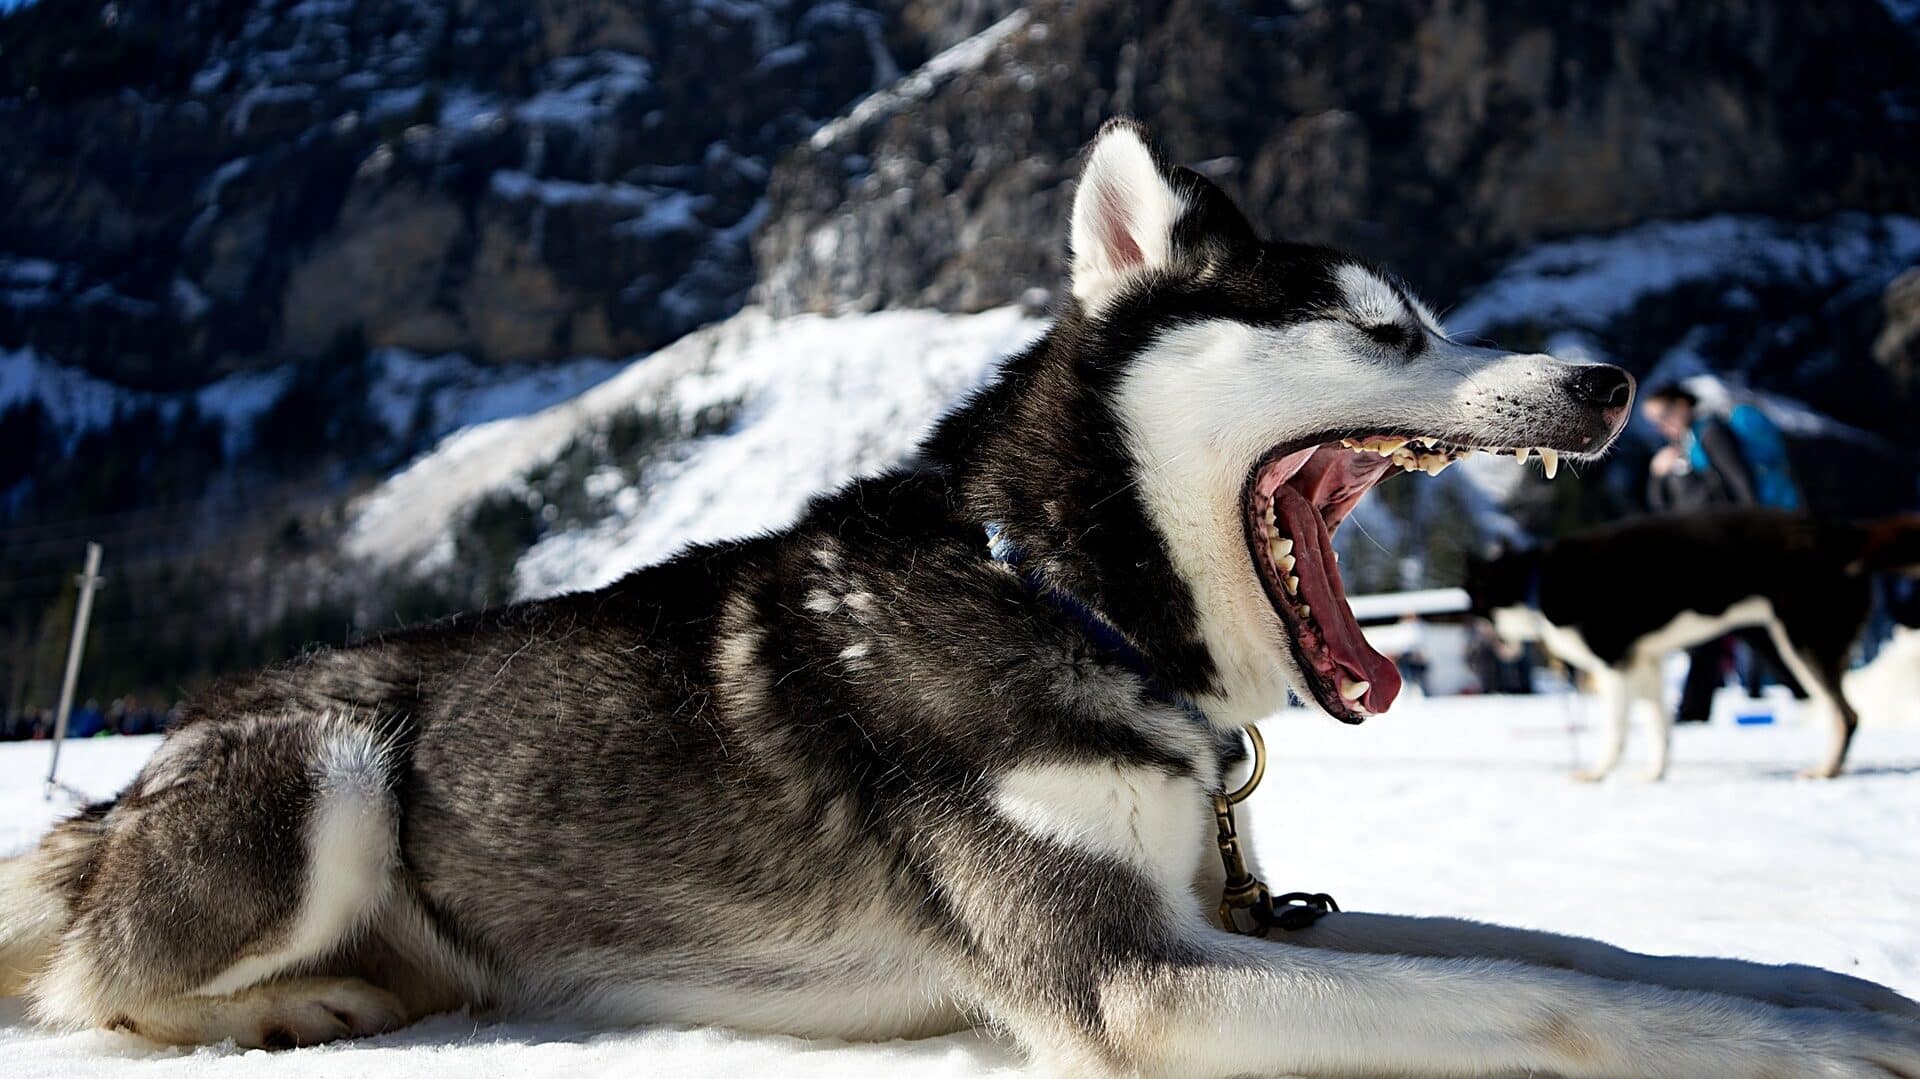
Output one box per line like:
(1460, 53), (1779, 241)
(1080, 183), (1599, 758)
(0, 348), (130, 434)
(1448, 214), (1920, 339)
(344, 306), (1046, 590)
(809, 10), (1032, 150)
(515, 52), (653, 131)
(487, 172), (699, 219)
(0, 346), (615, 459)
(364, 350), (622, 445)
(4, 688), (1916, 1077)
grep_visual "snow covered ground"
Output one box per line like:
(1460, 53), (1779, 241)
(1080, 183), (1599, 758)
(5, 690), (1917, 1078)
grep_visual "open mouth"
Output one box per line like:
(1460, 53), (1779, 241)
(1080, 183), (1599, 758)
(1243, 434), (1568, 723)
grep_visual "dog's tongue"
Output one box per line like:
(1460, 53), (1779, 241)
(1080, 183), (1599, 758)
(1272, 485), (1401, 714)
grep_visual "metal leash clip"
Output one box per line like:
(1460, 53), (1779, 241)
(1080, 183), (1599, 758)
(1213, 726), (1338, 937)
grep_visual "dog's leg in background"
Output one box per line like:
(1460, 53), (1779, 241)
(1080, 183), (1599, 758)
(1574, 668), (1631, 782)
(1631, 660), (1673, 782)
(1763, 623), (1860, 779)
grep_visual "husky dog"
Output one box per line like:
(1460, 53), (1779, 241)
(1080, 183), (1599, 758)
(1468, 509), (1920, 782)
(4, 120), (1918, 1076)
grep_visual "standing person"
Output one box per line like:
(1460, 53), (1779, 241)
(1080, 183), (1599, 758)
(1646, 384), (1755, 512)
(1642, 382), (1802, 723)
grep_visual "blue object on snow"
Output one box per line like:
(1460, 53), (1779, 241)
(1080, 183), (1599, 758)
(1734, 712), (1775, 726)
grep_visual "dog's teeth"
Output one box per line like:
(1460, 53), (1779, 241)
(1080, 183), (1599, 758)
(1539, 448), (1559, 479)
(1339, 677), (1370, 702)
(1421, 454), (1451, 476)
(1516, 446), (1532, 463)
(1285, 574), (1300, 595)
(1376, 437), (1408, 453)
(1278, 553), (1296, 573)
(1297, 604), (1310, 619)
(1274, 537), (1292, 557)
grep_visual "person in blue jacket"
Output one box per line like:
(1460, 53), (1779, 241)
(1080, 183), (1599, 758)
(1643, 382), (1804, 723)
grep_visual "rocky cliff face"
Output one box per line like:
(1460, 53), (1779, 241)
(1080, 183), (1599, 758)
(0, 0), (1012, 388)
(756, 0), (1920, 317)
(5, 0), (1915, 390)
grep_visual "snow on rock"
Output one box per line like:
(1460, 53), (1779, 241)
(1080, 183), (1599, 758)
(808, 10), (1031, 151)
(344, 306), (1045, 593)
(0, 346), (615, 459)
(4, 694), (1917, 1077)
(1448, 214), (1920, 339)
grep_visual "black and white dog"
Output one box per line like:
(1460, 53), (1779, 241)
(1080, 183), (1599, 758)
(4, 120), (1918, 1076)
(1468, 509), (1920, 781)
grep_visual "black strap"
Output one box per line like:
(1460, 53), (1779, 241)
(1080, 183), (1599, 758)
(1267, 891), (1340, 932)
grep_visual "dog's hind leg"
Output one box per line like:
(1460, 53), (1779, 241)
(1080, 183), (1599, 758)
(1629, 661), (1673, 782)
(25, 712), (412, 1047)
(1573, 668), (1631, 782)
(1762, 624), (1859, 779)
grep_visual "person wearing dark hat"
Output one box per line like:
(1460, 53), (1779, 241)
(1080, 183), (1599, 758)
(1643, 383), (1756, 512)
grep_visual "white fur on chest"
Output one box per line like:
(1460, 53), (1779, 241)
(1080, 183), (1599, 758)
(994, 761), (1213, 901)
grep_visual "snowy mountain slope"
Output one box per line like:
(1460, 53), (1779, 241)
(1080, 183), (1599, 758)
(344, 306), (1045, 593)
(1447, 214), (1920, 339)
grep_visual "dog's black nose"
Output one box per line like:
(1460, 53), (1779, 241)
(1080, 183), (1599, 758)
(1568, 365), (1634, 409)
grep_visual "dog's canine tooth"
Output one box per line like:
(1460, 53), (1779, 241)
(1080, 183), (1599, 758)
(1539, 448), (1559, 479)
(1339, 678), (1370, 702)
(1516, 446), (1533, 464)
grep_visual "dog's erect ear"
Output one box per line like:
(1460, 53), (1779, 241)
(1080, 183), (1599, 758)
(1069, 119), (1190, 310)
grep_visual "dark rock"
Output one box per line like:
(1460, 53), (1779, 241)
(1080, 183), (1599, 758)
(755, 0), (1920, 317)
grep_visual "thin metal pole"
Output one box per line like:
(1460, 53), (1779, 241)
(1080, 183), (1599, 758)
(46, 542), (104, 800)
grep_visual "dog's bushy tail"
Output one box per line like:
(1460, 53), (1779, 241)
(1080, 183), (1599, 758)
(0, 800), (112, 998)
(1855, 514), (1920, 577)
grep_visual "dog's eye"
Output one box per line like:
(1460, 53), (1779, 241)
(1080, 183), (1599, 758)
(1359, 322), (1425, 357)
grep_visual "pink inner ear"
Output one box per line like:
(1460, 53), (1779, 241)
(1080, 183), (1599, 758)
(1098, 187), (1143, 269)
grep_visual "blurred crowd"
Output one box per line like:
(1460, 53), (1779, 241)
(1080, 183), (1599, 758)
(0, 697), (180, 741)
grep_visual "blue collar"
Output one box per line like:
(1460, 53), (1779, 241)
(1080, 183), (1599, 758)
(985, 522), (1210, 725)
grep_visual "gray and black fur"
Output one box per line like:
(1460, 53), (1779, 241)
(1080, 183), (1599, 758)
(4, 120), (1918, 1076)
